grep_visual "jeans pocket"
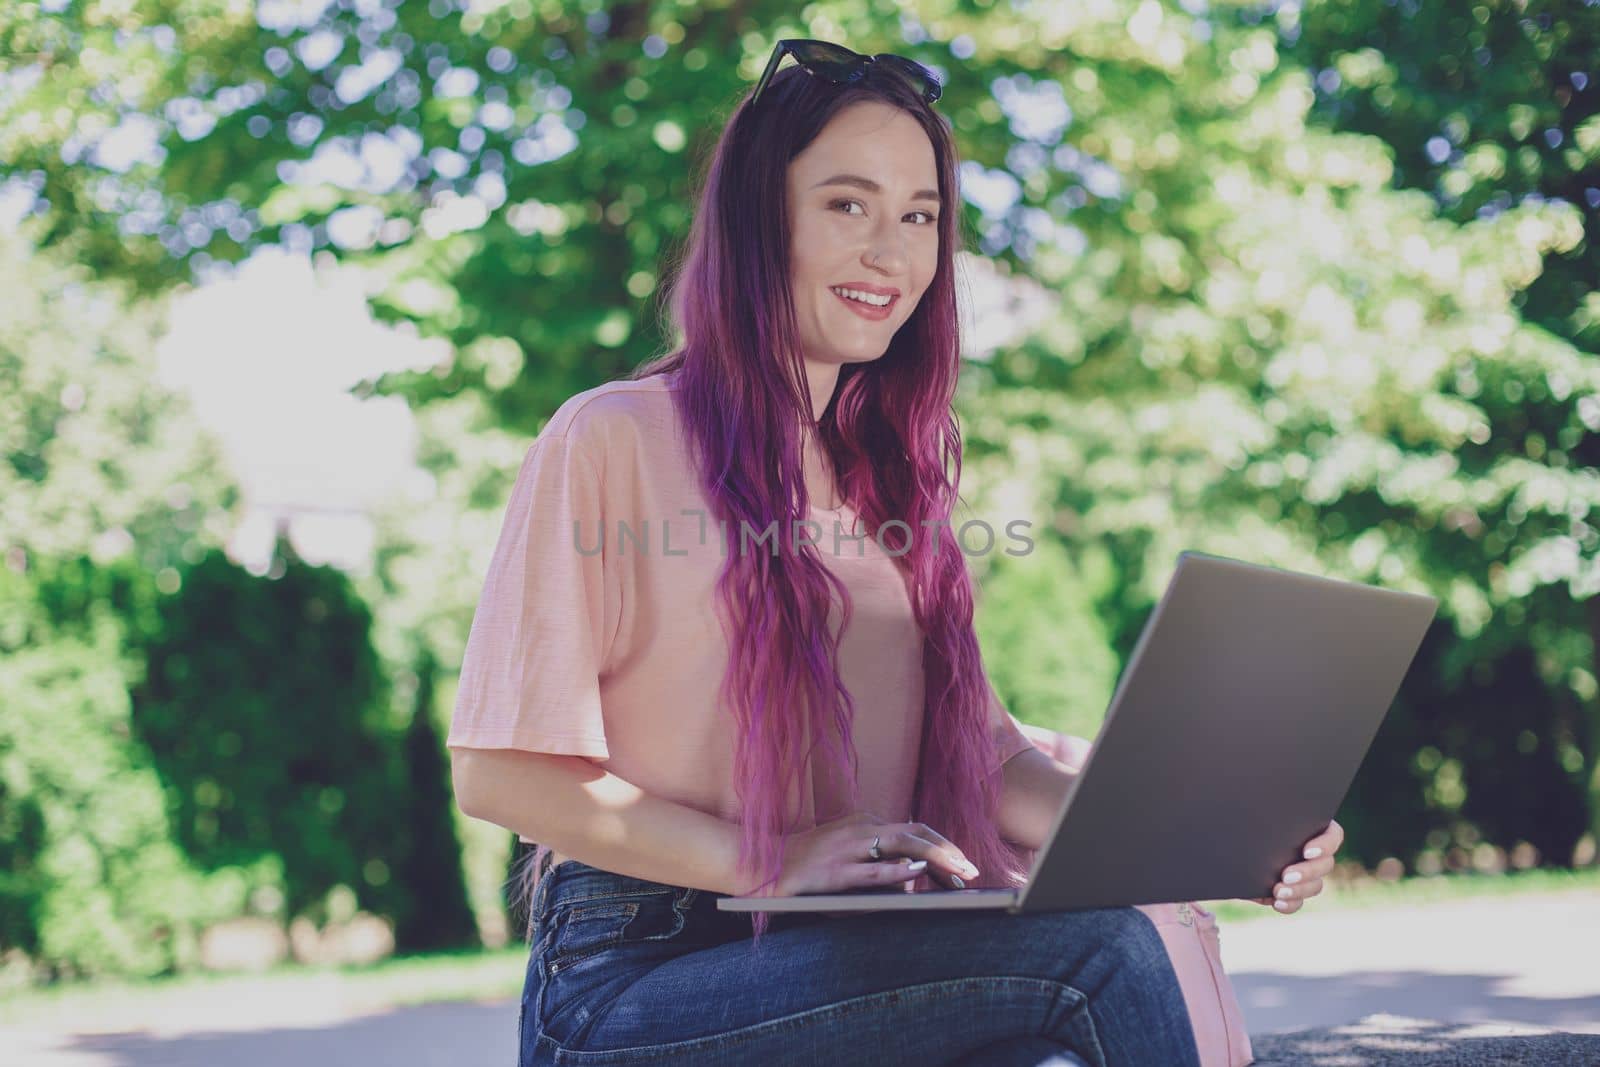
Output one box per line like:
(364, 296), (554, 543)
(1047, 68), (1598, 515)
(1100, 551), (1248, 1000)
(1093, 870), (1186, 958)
(548, 901), (640, 973)
(546, 888), (698, 976)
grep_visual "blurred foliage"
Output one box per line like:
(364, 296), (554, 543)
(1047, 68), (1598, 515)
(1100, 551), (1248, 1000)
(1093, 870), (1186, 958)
(0, 228), (240, 572)
(389, 645), (480, 952)
(0, 771), (47, 959)
(127, 535), (476, 946)
(1287, 0), (1600, 346)
(128, 541), (399, 917)
(0, 555), (270, 981)
(1277, 0), (1600, 868)
(2, 0), (1600, 980)
(0, 234), (476, 981)
(951, 0), (1600, 869)
(0, 231), (268, 980)
(973, 536), (1122, 744)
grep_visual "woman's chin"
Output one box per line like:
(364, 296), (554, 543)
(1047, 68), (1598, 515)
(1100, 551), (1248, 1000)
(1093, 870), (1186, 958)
(828, 345), (890, 366)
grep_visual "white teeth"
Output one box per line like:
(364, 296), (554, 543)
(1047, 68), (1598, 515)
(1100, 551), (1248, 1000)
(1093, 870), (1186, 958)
(831, 286), (892, 307)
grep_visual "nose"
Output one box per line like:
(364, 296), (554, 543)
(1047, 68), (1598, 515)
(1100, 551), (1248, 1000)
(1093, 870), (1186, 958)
(864, 223), (910, 277)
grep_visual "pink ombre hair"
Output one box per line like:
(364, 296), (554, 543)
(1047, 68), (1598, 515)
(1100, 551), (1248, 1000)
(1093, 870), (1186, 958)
(517, 61), (1031, 947)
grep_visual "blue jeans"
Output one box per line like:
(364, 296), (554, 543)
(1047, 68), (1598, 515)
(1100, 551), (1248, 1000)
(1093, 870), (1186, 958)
(519, 861), (1201, 1067)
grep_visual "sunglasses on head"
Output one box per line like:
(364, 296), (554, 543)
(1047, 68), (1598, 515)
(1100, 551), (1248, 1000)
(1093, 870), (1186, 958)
(749, 39), (944, 110)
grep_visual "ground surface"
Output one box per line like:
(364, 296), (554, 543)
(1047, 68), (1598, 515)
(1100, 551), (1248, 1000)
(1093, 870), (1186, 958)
(1222, 887), (1598, 1063)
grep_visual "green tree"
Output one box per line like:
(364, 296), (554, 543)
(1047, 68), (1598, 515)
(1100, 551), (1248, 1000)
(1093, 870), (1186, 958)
(388, 646), (478, 952)
(129, 537), (400, 920)
(0, 228), (239, 572)
(954, 0), (1600, 870)
(0, 556), (267, 980)
(0, 231), (262, 978)
(1275, 0), (1600, 864)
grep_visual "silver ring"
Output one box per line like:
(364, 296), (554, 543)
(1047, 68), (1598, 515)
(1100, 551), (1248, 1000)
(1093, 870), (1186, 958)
(868, 835), (882, 861)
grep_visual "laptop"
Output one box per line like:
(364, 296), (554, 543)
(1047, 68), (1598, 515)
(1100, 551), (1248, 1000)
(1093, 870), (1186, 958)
(717, 550), (1438, 915)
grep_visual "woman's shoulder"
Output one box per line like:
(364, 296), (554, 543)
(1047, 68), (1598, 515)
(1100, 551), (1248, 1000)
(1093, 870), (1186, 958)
(537, 374), (677, 455)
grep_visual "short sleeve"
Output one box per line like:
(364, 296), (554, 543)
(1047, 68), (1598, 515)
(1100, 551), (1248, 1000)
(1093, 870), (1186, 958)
(986, 680), (1037, 773)
(447, 431), (618, 760)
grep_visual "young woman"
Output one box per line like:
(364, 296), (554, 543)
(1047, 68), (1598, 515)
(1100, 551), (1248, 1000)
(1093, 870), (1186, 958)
(449, 40), (1340, 1067)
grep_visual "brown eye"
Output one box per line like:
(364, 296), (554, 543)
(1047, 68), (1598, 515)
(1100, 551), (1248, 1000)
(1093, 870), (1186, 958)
(831, 199), (937, 225)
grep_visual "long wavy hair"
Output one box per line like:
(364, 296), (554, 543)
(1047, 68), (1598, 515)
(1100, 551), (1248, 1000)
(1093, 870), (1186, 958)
(513, 58), (1032, 947)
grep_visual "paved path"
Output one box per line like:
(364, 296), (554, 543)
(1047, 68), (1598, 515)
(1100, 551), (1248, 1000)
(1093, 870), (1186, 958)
(1218, 888), (1599, 1037)
(1249, 1015), (1600, 1065)
(9, 1001), (516, 1066)
(9, 889), (1597, 1065)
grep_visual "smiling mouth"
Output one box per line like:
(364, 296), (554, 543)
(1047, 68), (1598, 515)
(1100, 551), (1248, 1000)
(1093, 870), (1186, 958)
(829, 286), (898, 319)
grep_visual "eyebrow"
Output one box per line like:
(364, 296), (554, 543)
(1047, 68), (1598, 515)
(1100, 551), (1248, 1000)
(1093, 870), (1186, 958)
(810, 173), (942, 204)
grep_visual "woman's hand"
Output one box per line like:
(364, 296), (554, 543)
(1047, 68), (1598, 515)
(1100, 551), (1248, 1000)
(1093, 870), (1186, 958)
(760, 811), (980, 898)
(1247, 819), (1344, 915)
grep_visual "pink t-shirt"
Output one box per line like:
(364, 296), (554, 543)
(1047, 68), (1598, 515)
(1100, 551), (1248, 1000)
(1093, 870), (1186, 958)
(446, 373), (1034, 842)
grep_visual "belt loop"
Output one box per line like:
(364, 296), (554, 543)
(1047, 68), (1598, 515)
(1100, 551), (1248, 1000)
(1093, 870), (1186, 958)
(527, 847), (556, 942)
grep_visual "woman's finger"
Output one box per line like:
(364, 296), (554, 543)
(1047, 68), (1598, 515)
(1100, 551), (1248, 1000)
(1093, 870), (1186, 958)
(848, 826), (960, 889)
(1301, 819), (1345, 861)
(1278, 854), (1336, 888)
(877, 823), (979, 886)
(1273, 877), (1324, 903)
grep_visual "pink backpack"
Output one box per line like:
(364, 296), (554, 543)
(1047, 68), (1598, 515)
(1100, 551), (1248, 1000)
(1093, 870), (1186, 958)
(1014, 723), (1255, 1067)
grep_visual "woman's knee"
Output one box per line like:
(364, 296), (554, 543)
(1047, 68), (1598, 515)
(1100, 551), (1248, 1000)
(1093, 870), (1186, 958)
(1039, 905), (1164, 961)
(1102, 907), (1178, 983)
(1111, 906), (1167, 958)
(1035, 905), (1182, 1011)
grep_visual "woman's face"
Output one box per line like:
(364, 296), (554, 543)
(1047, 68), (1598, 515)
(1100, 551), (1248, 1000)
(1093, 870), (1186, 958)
(785, 100), (942, 372)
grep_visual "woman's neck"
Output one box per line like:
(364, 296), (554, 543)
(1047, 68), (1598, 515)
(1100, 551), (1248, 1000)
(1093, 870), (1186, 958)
(800, 427), (843, 510)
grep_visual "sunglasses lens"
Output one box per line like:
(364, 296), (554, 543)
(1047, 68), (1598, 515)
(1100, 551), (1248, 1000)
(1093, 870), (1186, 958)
(792, 41), (862, 83)
(875, 55), (942, 101)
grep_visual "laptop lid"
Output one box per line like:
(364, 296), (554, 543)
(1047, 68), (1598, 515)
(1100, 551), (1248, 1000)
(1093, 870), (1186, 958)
(1016, 551), (1437, 912)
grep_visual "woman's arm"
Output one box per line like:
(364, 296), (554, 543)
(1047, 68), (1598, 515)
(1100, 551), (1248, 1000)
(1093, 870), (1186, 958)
(995, 745), (1077, 853)
(452, 748), (753, 896)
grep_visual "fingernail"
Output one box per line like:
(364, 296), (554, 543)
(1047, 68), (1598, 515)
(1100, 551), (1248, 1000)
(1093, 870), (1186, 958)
(1274, 899), (1291, 912)
(1276, 886), (1294, 900)
(950, 874), (965, 889)
(1304, 846), (1323, 859)
(1284, 870), (1303, 884)
(906, 860), (927, 871)
(961, 862), (980, 878)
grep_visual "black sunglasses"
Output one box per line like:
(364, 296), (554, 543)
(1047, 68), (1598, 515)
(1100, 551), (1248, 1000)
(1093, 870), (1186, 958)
(750, 39), (944, 110)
